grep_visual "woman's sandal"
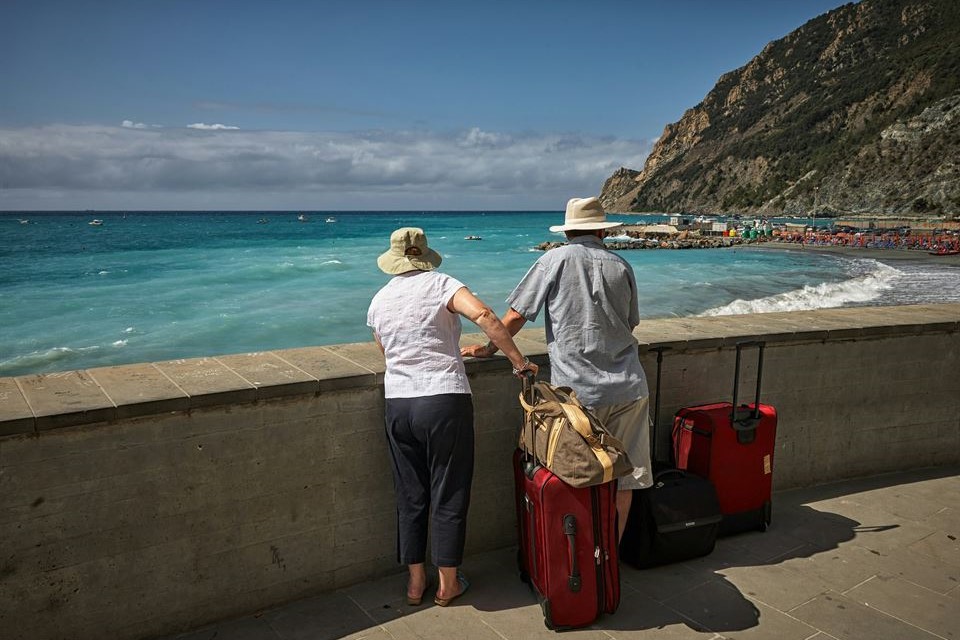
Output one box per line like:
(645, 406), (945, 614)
(406, 576), (433, 606)
(433, 571), (470, 607)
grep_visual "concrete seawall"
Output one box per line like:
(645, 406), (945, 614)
(2, 304), (958, 640)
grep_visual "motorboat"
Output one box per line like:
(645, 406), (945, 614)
(88, 219), (103, 226)
(19, 219), (29, 224)
(297, 214), (309, 222)
(325, 217), (337, 223)
(464, 235), (482, 240)
(257, 218), (268, 224)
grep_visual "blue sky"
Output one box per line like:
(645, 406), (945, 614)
(1, 0), (846, 211)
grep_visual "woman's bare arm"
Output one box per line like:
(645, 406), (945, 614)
(448, 288), (537, 377)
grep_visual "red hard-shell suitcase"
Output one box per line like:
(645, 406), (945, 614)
(513, 378), (620, 630)
(672, 341), (777, 536)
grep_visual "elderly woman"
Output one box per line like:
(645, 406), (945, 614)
(367, 227), (538, 607)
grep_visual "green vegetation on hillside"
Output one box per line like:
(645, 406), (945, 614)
(616, 0), (960, 216)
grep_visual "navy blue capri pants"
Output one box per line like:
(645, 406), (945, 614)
(384, 393), (475, 567)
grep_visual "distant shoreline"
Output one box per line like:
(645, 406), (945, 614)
(743, 241), (960, 266)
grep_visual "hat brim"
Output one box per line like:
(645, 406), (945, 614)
(549, 221), (623, 233)
(377, 249), (443, 275)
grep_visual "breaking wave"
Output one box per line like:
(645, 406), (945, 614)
(0, 346), (102, 375)
(700, 261), (902, 316)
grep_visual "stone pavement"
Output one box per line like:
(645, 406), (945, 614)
(159, 466), (960, 640)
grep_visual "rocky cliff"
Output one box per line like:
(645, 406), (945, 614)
(600, 0), (960, 217)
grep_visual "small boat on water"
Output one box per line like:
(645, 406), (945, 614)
(464, 235), (482, 240)
(928, 248), (960, 256)
(19, 219), (29, 224)
(88, 219), (103, 226)
(298, 214), (309, 222)
(325, 217), (337, 223)
(257, 218), (268, 224)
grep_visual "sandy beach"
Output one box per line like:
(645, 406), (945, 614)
(744, 241), (960, 267)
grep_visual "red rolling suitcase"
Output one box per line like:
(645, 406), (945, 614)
(513, 378), (620, 630)
(672, 341), (777, 536)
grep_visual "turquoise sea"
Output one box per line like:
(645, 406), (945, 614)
(2, 211), (959, 377)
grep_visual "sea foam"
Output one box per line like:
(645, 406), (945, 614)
(700, 261), (902, 316)
(0, 346), (102, 372)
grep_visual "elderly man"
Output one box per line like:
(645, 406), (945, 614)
(462, 197), (651, 539)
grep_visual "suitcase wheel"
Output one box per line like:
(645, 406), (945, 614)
(760, 501), (772, 531)
(517, 548), (531, 584)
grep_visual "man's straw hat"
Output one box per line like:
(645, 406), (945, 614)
(549, 196), (623, 233)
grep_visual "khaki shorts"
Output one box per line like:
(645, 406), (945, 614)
(591, 396), (652, 490)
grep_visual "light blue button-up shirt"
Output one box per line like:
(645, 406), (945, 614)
(507, 235), (648, 407)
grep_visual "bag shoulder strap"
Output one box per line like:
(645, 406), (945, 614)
(556, 402), (627, 451)
(518, 392), (565, 417)
(533, 381), (581, 402)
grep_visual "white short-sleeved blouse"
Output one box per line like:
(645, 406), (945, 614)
(367, 270), (471, 399)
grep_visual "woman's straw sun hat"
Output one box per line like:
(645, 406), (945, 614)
(377, 227), (443, 275)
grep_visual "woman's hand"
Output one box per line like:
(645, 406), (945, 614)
(460, 342), (496, 359)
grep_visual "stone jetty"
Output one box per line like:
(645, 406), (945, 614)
(536, 227), (748, 251)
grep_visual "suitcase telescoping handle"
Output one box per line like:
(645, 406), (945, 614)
(521, 371), (539, 478)
(648, 346), (671, 464)
(731, 341), (766, 437)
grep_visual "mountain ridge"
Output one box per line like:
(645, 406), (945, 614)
(600, 0), (960, 218)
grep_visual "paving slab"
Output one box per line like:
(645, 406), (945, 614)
(0, 377), (34, 435)
(857, 305), (959, 334)
(719, 522), (811, 564)
(776, 543), (889, 594)
(789, 591), (942, 640)
(621, 562), (720, 604)
(721, 560), (834, 612)
(658, 579), (762, 635)
(683, 315), (802, 345)
(844, 575), (960, 639)
(862, 543), (960, 595)
(16, 370), (115, 429)
(381, 608), (504, 640)
(153, 357), (257, 408)
(323, 343), (386, 377)
(262, 591), (376, 640)
(86, 363), (189, 419)
(602, 588), (721, 639)
(906, 530), (960, 569)
(215, 352), (318, 399)
(633, 318), (728, 351)
(274, 346), (375, 391)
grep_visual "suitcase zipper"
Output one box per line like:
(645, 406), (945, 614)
(563, 514), (582, 593)
(590, 488), (605, 612)
(525, 494), (538, 578)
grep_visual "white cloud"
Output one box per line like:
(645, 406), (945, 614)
(0, 124), (653, 209)
(187, 123), (241, 130)
(460, 127), (509, 149)
(121, 120), (162, 129)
